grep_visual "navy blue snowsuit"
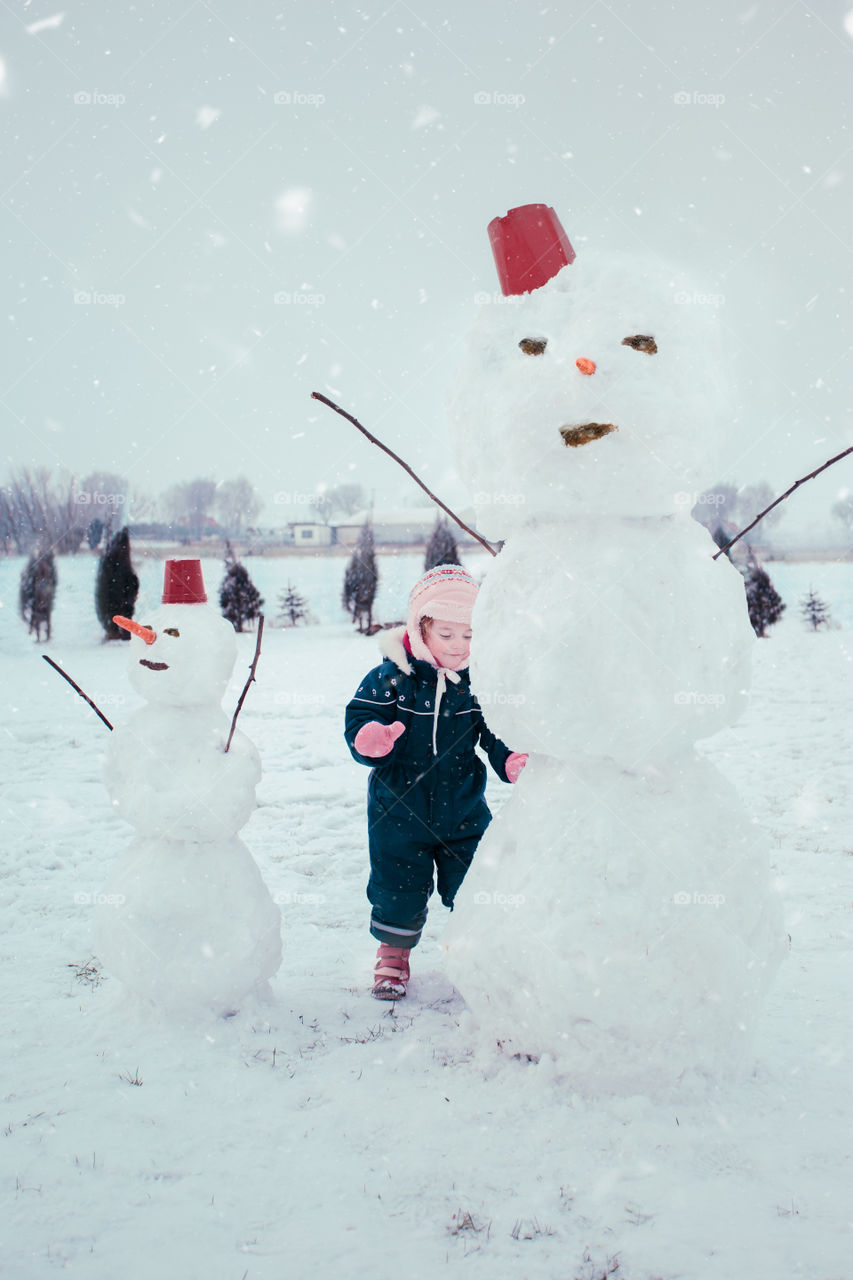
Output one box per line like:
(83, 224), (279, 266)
(344, 630), (513, 949)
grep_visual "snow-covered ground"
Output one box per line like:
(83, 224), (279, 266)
(2, 551), (852, 1279)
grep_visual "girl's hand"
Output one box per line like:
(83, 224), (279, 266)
(505, 752), (528, 783)
(354, 720), (406, 758)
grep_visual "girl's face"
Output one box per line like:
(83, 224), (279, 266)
(422, 618), (473, 670)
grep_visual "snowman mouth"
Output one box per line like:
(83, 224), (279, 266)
(560, 422), (618, 448)
(140, 659), (169, 671)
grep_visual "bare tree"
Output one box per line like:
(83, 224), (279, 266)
(693, 479), (786, 542)
(311, 483), (366, 524)
(2, 468), (84, 554)
(215, 477), (262, 534)
(831, 494), (853, 531)
(77, 471), (129, 539)
(162, 478), (217, 538)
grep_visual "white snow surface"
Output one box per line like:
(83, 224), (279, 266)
(2, 553), (852, 1278)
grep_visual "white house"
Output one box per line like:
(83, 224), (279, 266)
(333, 507), (477, 547)
(289, 521), (334, 547)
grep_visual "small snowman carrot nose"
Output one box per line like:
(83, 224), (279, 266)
(113, 615), (157, 645)
(576, 357), (597, 376)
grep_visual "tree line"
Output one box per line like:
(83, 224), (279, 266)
(0, 471), (382, 559)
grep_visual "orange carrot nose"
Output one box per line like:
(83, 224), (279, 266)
(576, 357), (596, 375)
(113, 616), (157, 645)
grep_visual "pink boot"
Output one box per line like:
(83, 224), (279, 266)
(372, 944), (411, 1000)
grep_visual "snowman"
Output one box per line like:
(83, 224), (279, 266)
(96, 559), (281, 1015)
(443, 205), (784, 1094)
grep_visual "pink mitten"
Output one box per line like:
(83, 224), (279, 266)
(354, 720), (406, 758)
(505, 752), (528, 783)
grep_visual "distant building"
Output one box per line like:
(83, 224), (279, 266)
(333, 508), (477, 547)
(286, 508), (479, 548)
(290, 521), (334, 547)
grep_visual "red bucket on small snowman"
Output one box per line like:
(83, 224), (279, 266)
(487, 203), (575, 296)
(161, 559), (208, 605)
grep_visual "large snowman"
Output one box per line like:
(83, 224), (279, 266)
(96, 559), (281, 1015)
(443, 205), (784, 1094)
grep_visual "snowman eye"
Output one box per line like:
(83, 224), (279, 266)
(519, 337), (547, 356)
(622, 334), (658, 354)
(163, 627), (180, 637)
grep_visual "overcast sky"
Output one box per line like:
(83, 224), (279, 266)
(2, 0), (852, 537)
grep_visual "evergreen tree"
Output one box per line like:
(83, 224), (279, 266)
(219, 541), (263, 632)
(276, 581), (311, 627)
(342, 520), (378, 633)
(19, 549), (57, 642)
(801, 588), (832, 631)
(744, 560), (785, 637)
(424, 516), (461, 570)
(95, 527), (139, 640)
(86, 516), (104, 550)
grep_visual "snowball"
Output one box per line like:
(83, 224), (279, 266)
(469, 516), (755, 761)
(195, 105), (221, 129)
(125, 603), (236, 708)
(95, 835), (282, 1014)
(275, 187), (312, 234)
(104, 706), (260, 841)
(445, 754), (784, 1096)
(448, 251), (731, 536)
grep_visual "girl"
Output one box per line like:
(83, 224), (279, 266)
(344, 564), (527, 999)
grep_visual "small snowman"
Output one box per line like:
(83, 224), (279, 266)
(443, 205), (784, 1094)
(96, 559), (281, 1015)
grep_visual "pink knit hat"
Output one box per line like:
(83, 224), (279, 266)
(406, 564), (479, 665)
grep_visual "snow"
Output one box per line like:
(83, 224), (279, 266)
(274, 188), (313, 235)
(444, 242), (783, 1089)
(98, 584), (281, 1014)
(2, 552), (852, 1277)
(448, 252), (731, 535)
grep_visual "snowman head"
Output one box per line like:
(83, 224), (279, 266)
(114, 561), (237, 708)
(450, 205), (730, 532)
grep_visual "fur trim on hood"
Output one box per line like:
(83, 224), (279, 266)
(377, 625), (414, 676)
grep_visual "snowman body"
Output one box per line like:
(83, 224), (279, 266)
(443, 243), (784, 1093)
(96, 601), (281, 1014)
